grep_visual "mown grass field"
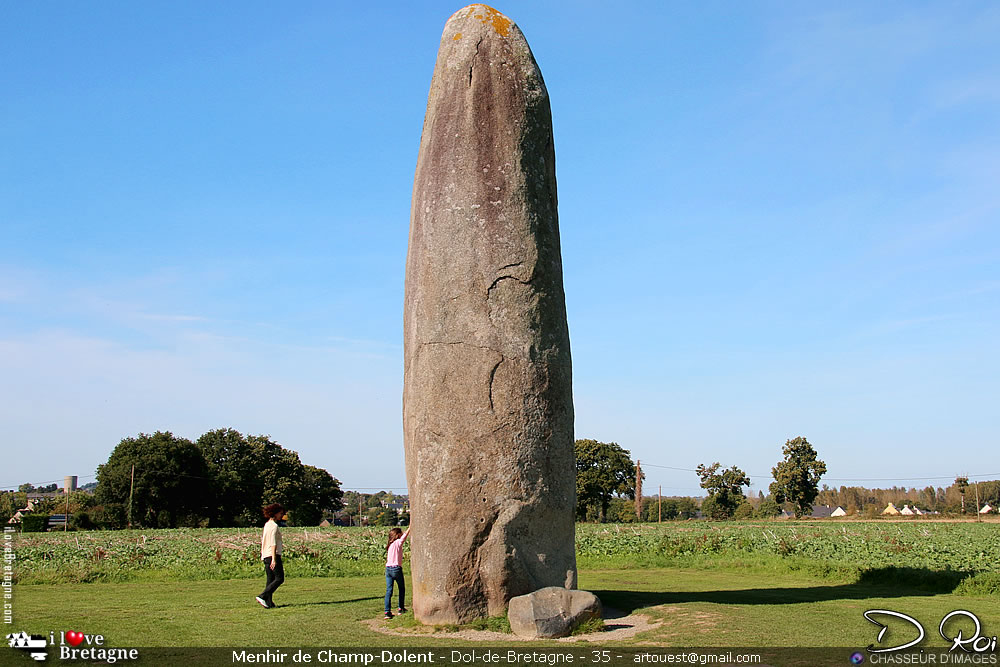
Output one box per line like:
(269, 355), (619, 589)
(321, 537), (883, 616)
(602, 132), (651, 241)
(7, 520), (999, 662)
(14, 567), (995, 646)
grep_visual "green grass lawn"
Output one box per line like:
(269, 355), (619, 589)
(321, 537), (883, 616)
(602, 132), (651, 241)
(582, 567), (998, 648)
(12, 566), (997, 649)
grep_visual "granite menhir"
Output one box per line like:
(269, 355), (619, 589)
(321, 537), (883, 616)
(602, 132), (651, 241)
(403, 4), (576, 624)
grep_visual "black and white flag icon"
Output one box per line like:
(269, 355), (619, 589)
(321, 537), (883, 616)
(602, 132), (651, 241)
(6, 631), (47, 661)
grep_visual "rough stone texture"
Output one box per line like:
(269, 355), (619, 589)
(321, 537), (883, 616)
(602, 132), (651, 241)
(508, 587), (602, 639)
(403, 4), (576, 624)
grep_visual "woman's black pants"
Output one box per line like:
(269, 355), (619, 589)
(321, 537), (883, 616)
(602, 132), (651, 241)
(260, 555), (284, 605)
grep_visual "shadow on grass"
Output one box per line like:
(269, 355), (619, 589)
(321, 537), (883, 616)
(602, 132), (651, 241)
(593, 567), (974, 613)
(279, 596), (382, 607)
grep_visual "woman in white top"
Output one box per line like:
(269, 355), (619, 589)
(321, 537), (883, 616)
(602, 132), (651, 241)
(256, 503), (286, 609)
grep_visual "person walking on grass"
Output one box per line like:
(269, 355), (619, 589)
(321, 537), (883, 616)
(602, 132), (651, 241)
(384, 524), (410, 619)
(256, 503), (286, 609)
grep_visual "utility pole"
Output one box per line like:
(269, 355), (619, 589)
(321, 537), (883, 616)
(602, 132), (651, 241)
(64, 484), (69, 532)
(128, 464), (135, 529)
(635, 460), (642, 522)
(975, 481), (982, 523)
(658, 485), (662, 523)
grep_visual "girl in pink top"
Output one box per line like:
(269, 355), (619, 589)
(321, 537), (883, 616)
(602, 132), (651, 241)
(383, 525), (410, 619)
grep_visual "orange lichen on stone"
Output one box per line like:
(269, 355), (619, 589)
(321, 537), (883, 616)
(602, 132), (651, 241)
(463, 4), (511, 37)
(454, 32), (463, 40)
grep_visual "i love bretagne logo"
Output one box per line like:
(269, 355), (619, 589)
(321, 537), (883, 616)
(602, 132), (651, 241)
(7, 629), (140, 662)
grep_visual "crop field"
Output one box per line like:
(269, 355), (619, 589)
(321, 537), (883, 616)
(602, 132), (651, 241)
(12, 520), (1000, 590)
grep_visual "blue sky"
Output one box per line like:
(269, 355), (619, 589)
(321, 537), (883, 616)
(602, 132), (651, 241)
(2, 2), (998, 496)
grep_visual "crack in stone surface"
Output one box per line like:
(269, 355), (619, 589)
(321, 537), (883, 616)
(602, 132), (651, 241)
(468, 37), (483, 87)
(420, 340), (501, 354)
(487, 356), (504, 412)
(486, 274), (533, 299)
(497, 261), (524, 272)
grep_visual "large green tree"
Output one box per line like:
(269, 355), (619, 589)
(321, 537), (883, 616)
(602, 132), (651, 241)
(292, 464), (345, 526)
(197, 428), (342, 526)
(575, 439), (638, 522)
(197, 427), (269, 526)
(769, 436), (827, 518)
(95, 431), (212, 528)
(198, 428), (296, 526)
(696, 462), (750, 519)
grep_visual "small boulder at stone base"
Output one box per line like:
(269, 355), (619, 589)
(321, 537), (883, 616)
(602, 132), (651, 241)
(507, 587), (602, 639)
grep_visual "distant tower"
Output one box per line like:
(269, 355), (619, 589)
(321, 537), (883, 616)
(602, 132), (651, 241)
(64, 476), (78, 493)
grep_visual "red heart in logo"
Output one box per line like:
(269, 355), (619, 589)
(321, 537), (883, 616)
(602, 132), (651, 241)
(66, 631), (84, 647)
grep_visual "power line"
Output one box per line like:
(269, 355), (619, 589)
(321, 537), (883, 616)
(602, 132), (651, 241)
(642, 464), (699, 472)
(640, 462), (1000, 484)
(2, 472), (410, 492)
(343, 487), (409, 490)
(0, 474), (97, 490)
(6, 463), (998, 495)
(824, 474), (1000, 482)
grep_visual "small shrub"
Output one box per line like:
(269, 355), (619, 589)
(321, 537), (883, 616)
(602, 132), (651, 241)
(756, 499), (781, 518)
(93, 504), (127, 530)
(20, 515), (49, 533)
(956, 571), (1000, 596)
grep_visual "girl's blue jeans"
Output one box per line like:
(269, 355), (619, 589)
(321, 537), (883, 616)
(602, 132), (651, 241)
(385, 566), (405, 612)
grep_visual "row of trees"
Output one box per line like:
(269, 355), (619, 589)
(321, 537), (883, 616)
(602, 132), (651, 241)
(696, 436), (828, 519)
(575, 436), (827, 521)
(9, 432), (994, 529)
(86, 429), (344, 528)
(576, 436), (998, 522)
(814, 479), (1000, 515)
(16, 483), (59, 493)
(601, 496), (700, 523)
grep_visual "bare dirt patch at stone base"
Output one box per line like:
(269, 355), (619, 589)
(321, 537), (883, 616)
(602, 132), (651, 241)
(363, 607), (661, 643)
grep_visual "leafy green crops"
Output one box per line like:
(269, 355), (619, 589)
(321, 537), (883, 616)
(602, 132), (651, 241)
(11, 522), (1000, 593)
(576, 521), (1000, 595)
(576, 521), (999, 572)
(12, 526), (390, 584)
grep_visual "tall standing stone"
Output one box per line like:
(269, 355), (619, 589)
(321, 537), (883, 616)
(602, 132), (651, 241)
(403, 4), (576, 624)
